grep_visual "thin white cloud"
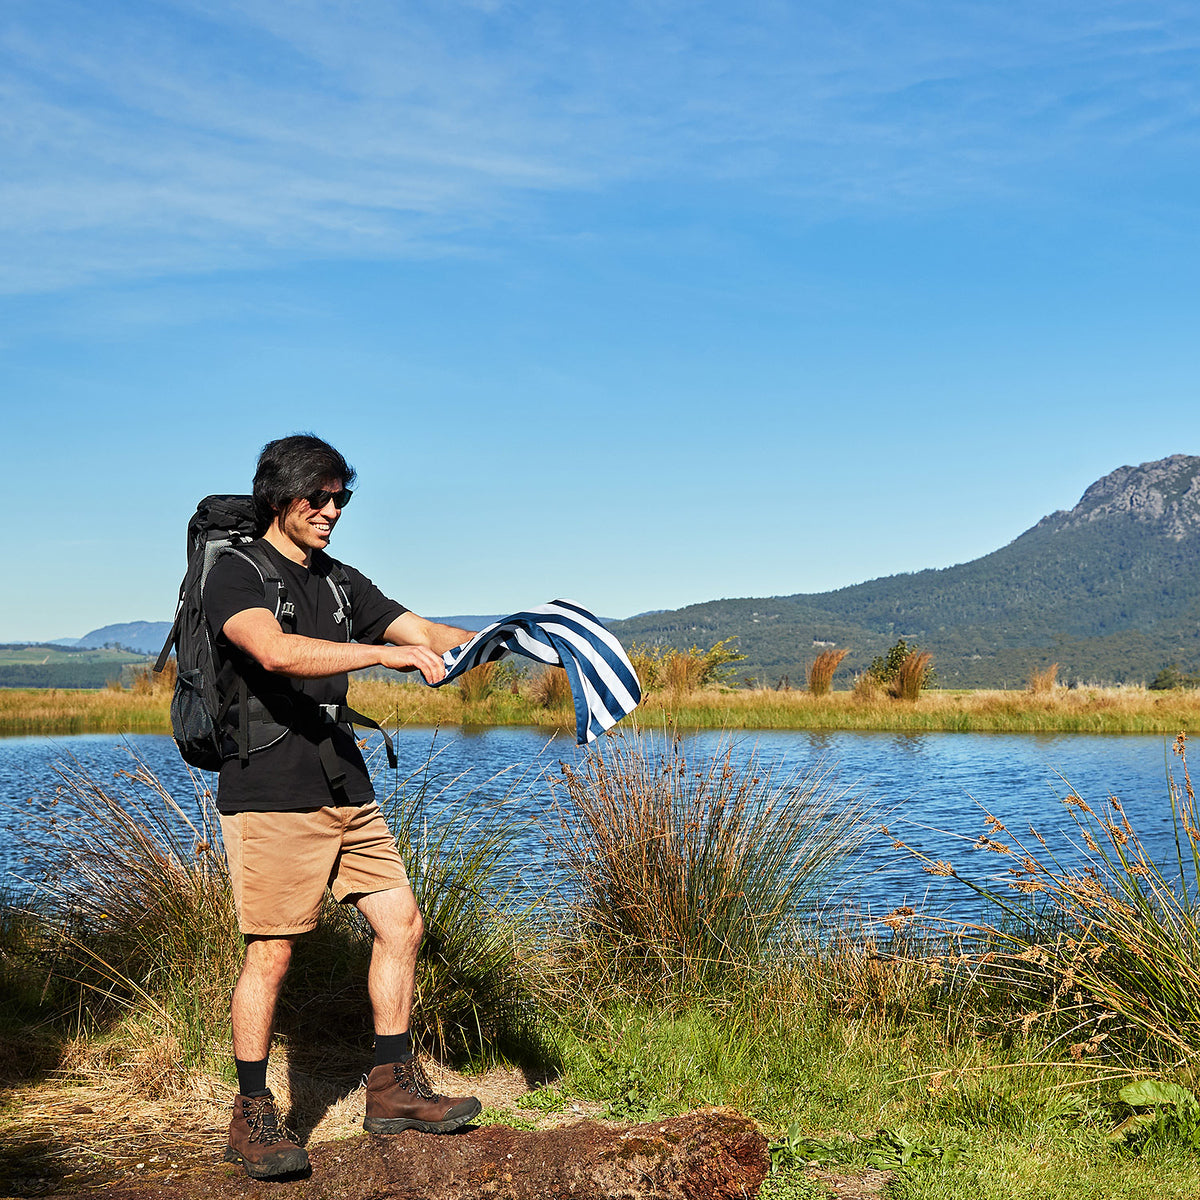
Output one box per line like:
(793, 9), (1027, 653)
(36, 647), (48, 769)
(1, 0), (1198, 293)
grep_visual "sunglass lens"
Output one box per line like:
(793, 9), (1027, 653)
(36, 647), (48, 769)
(307, 488), (352, 510)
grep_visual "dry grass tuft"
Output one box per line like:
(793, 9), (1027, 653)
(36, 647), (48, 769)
(660, 651), (706, 695)
(1027, 662), (1059, 695)
(457, 659), (498, 704)
(548, 732), (868, 994)
(889, 650), (933, 701)
(627, 640), (744, 695)
(528, 666), (572, 708)
(808, 648), (850, 696)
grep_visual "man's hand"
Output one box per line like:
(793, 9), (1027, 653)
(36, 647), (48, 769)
(378, 642), (447, 685)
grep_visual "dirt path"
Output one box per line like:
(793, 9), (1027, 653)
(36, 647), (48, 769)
(0, 1064), (889, 1199)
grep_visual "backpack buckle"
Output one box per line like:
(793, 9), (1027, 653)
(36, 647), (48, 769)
(281, 602), (296, 619)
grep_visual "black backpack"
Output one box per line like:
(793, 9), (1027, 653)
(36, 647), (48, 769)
(155, 494), (396, 781)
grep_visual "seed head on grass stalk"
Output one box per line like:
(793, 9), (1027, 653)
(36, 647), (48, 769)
(548, 731), (870, 997)
(891, 732), (1200, 1066)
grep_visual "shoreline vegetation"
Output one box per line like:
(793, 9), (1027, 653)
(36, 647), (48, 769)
(8, 732), (1200, 1198)
(4, 675), (1200, 738)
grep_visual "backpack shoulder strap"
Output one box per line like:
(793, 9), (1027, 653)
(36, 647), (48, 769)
(315, 552), (353, 641)
(224, 543), (294, 632)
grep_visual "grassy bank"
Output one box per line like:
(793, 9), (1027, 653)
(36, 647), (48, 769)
(5, 675), (1200, 737)
(6, 734), (1200, 1197)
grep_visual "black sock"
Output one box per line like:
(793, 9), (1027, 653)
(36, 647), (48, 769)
(235, 1056), (270, 1096)
(374, 1032), (412, 1067)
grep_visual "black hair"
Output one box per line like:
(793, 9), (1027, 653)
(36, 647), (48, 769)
(252, 434), (356, 534)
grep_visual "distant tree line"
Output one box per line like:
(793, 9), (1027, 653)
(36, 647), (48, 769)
(0, 663), (147, 688)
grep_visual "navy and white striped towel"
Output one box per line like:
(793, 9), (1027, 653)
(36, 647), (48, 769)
(434, 599), (641, 745)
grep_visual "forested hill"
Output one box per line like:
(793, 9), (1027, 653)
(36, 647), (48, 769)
(611, 454), (1200, 689)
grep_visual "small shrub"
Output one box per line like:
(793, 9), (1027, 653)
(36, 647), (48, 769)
(807, 648), (850, 696)
(868, 639), (935, 700)
(868, 639), (914, 685)
(1150, 664), (1200, 691)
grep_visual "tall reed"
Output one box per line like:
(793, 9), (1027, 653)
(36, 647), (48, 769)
(889, 649), (933, 701)
(379, 759), (545, 1062)
(808, 648), (850, 696)
(9, 745), (547, 1095)
(17, 753), (240, 1089)
(660, 650), (706, 695)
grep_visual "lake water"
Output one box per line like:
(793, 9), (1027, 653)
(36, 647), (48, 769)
(0, 727), (1188, 925)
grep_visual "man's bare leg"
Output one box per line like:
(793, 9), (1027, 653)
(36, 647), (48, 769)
(355, 886), (481, 1133)
(355, 886), (423, 1035)
(231, 935), (295, 1061)
(225, 935), (309, 1178)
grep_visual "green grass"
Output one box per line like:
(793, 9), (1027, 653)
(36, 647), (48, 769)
(536, 986), (1200, 1200)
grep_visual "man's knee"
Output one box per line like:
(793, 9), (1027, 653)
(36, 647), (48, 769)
(241, 936), (295, 987)
(356, 887), (423, 949)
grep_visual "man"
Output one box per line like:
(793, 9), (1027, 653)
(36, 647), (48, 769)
(203, 434), (481, 1181)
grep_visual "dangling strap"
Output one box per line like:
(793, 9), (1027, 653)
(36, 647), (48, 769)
(318, 703), (398, 771)
(154, 605), (180, 674)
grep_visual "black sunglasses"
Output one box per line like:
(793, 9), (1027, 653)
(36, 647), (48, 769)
(305, 487), (353, 510)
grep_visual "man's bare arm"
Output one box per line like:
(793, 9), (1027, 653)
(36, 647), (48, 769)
(222, 608), (448, 684)
(383, 611), (475, 656)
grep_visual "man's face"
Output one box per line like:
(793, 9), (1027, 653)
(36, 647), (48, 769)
(278, 478), (345, 554)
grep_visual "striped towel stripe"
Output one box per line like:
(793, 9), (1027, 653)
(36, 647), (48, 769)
(435, 599), (642, 744)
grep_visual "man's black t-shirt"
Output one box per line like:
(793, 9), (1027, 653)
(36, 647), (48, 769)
(202, 540), (407, 813)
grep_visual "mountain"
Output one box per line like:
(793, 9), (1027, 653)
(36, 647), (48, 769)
(64, 622), (174, 655)
(611, 454), (1200, 688)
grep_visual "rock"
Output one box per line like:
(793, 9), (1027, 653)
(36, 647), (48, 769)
(50, 1111), (768, 1200)
(1037, 453), (1200, 539)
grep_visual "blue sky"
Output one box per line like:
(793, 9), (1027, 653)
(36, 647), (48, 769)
(3, 0), (1198, 641)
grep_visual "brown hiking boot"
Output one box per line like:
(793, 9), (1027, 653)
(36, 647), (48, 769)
(363, 1058), (482, 1134)
(224, 1091), (310, 1179)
